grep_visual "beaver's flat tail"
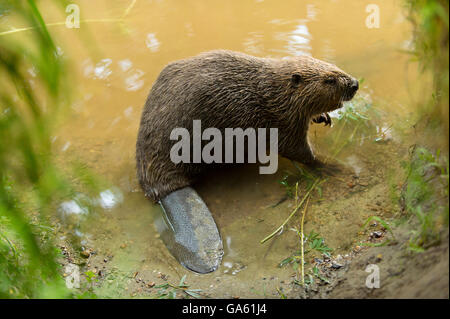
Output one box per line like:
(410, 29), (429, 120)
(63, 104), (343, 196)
(156, 187), (223, 273)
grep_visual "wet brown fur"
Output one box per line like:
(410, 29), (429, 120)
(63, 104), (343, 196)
(136, 50), (358, 202)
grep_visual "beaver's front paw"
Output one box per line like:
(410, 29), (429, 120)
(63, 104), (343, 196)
(312, 113), (332, 126)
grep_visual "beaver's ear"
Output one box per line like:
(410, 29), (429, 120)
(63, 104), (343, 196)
(291, 73), (303, 87)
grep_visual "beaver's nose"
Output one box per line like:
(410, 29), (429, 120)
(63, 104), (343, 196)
(350, 79), (359, 92)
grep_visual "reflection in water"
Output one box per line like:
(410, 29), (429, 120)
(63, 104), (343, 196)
(123, 106), (134, 119)
(288, 23), (311, 56)
(243, 32), (264, 55)
(306, 4), (318, 21)
(319, 39), (336, 63)
(124, 69), (145, 91)
(345, 155), (364, 176)
(59, 200), (88, 217)
(225, 235), (236, 257)
(59, 188), (123, 222)
(118, 59), (133, 72)
(93, 59), (113, 80)
(61, 141), (71, 152)
(375, 125), (394, 143)
(273, 21), (312, 56)
(58, 197), (89, 240)
(110, 116), (121, 128)
(145, 33), (160, 52)
(223, 236), (247, 275)
(185, 23), (195, 37)
(98, 188), (123, 210)
(223, 260), (247, 276)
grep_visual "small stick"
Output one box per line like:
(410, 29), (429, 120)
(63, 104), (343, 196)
(0, 19), (123, 37)
(122, 0), (137, 18)
(300, 196), (310, 286)
(260, 179), (320, 244)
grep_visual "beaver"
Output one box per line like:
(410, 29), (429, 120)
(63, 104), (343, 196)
(136, 50), (358, 202)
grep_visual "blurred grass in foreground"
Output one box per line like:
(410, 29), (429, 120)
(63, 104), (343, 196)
(405, 0), (449, 147)
(0, 0), (83, 298)
(402, 0), (449, 249)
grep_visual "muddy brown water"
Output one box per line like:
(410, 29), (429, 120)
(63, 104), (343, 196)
(10, 0), (431, 297)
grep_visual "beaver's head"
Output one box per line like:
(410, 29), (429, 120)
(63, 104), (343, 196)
(287, 55), (359, 115)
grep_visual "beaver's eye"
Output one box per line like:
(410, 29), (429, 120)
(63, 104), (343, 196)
(291, 73), (303, 86)
(324, 78), (337, 85)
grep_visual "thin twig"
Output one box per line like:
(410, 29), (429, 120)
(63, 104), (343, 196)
(122, 0), (137, 18)
(260, 179), (320, 244)
(0, 19), (123, 37)
(300, 196), (310, 286)
(0, 0), (138, 37)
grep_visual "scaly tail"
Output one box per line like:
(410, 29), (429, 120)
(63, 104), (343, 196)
(156, 187), (223, 273)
